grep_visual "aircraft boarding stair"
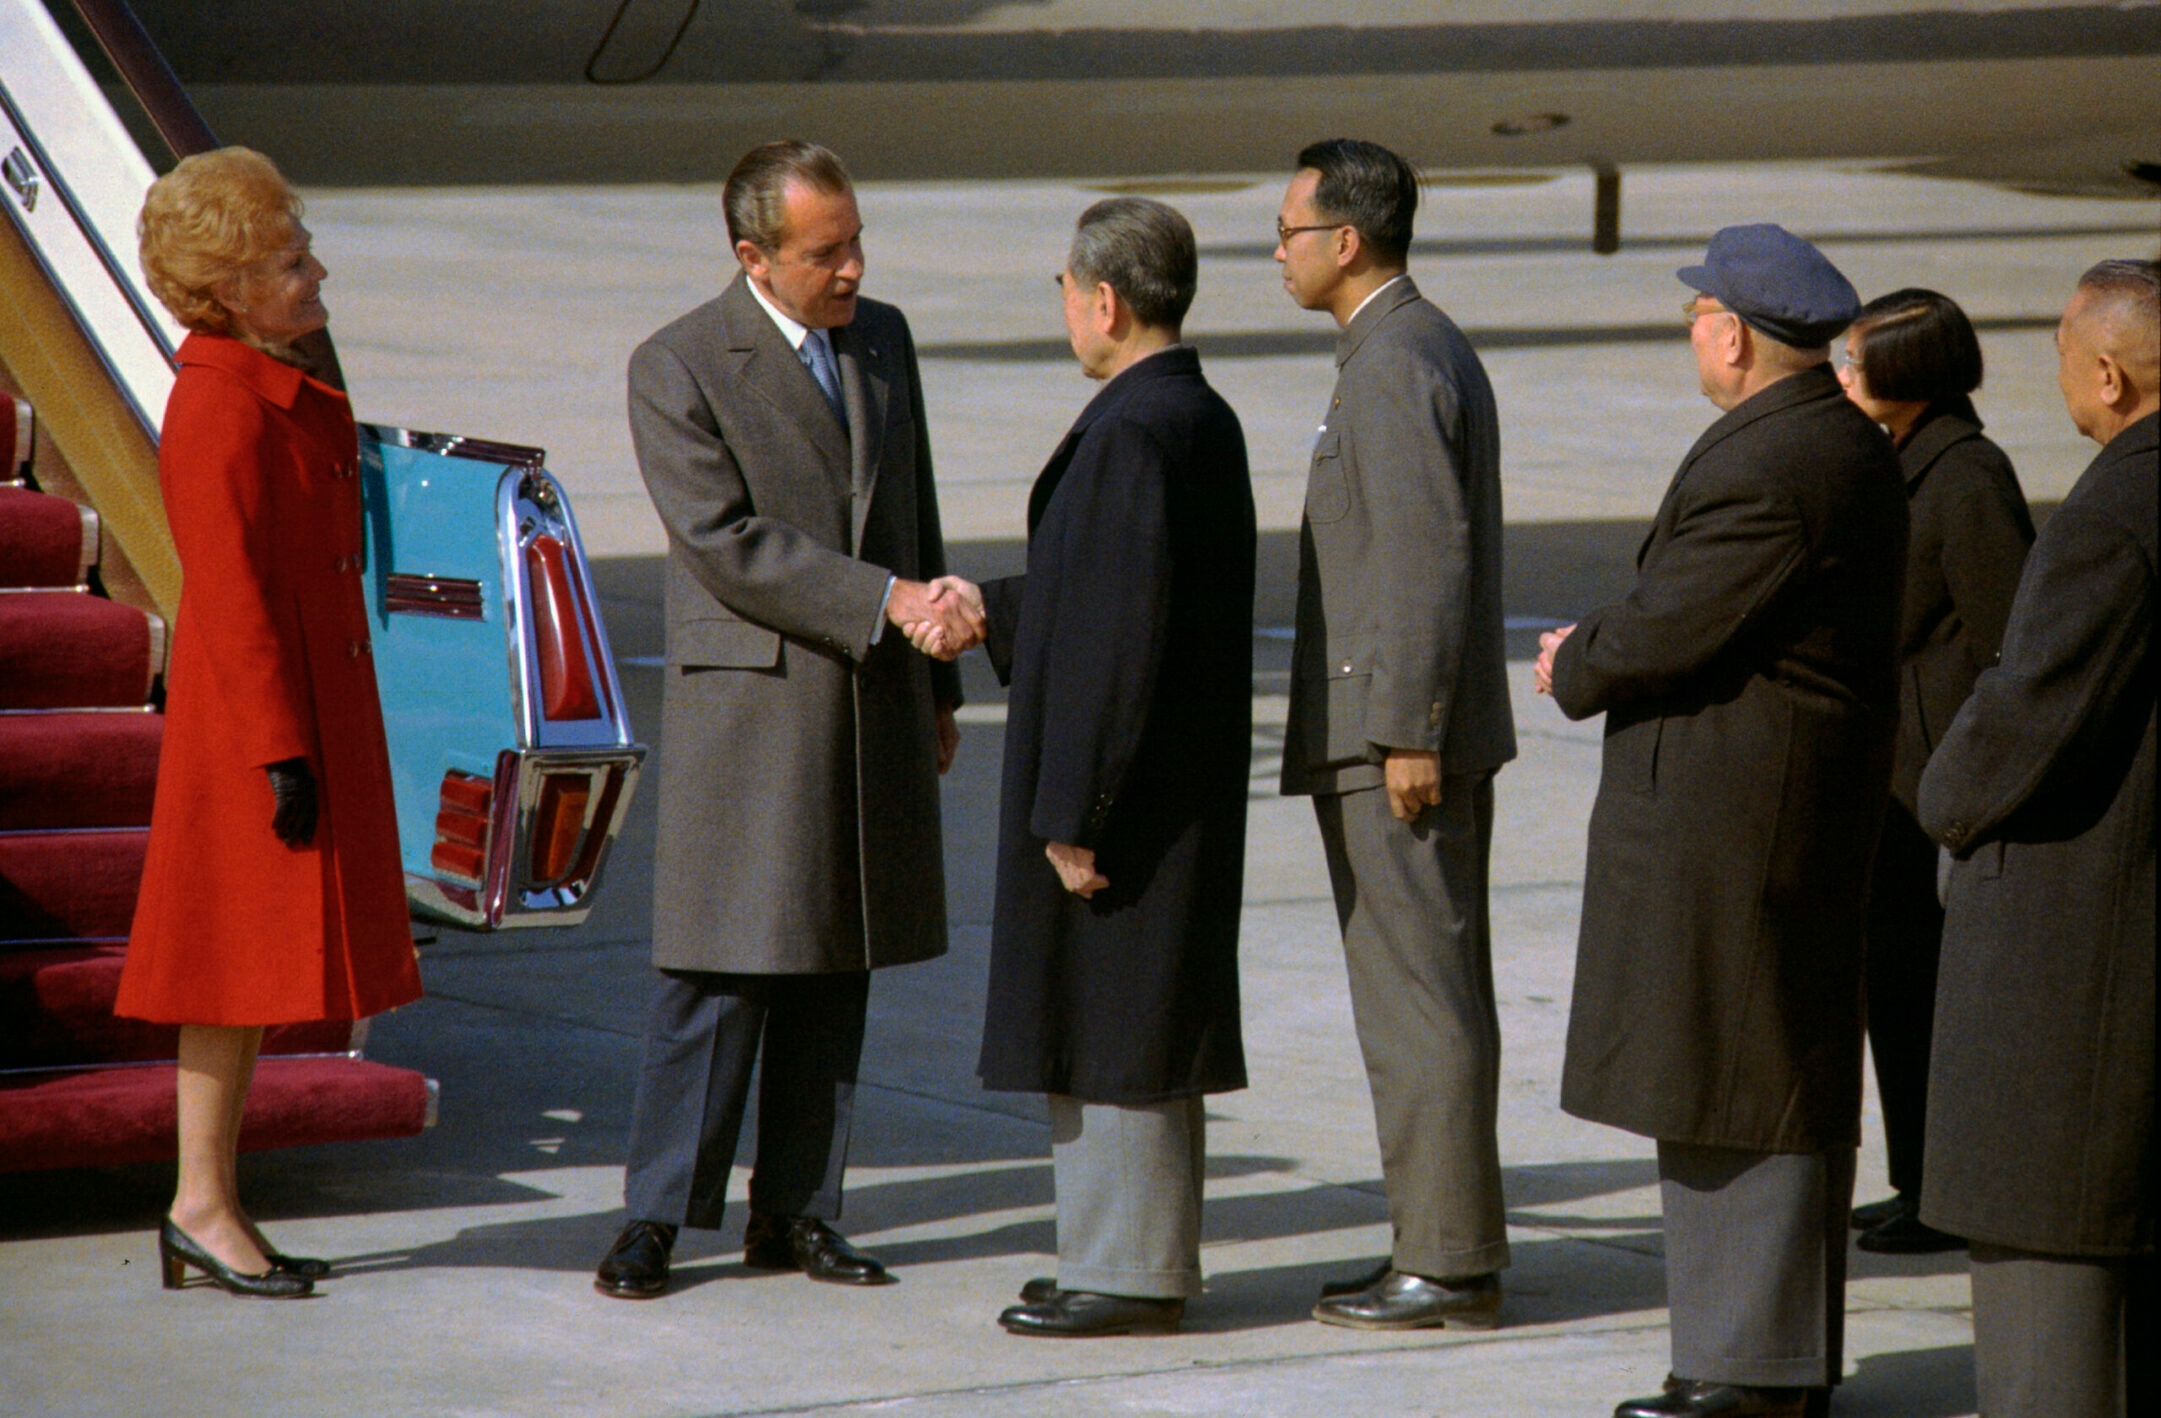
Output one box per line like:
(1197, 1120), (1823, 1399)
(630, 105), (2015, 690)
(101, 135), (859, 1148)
(0, 0), (435, 1172)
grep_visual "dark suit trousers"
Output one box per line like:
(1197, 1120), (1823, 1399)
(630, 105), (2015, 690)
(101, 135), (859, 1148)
(1313, 772), (1509, 1279)
(1659, 1142), (1855, 1389)
(622, 968), (869, 1230)
(1862, 799), (1944, 1198)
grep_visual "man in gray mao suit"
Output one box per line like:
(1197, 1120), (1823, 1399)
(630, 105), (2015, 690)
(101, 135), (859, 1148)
(593, 140), (984, 1300)
(1273, 139), (1517, 1331)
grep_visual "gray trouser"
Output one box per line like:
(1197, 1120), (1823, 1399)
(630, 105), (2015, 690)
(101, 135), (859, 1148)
(1970, 1243), (2127, 1418)
(1658, 1141), (1855, 1389)
(1049, 1095), (1205, 1300)
(1314, 773), (1508, 1279)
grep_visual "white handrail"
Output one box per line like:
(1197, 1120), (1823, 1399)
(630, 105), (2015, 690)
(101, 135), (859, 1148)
(0, 0), (182, 436)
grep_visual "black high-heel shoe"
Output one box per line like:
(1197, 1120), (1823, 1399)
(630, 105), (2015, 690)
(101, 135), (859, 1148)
(159, 1219), (313, 1298)
(266, 1250), (331, 1279)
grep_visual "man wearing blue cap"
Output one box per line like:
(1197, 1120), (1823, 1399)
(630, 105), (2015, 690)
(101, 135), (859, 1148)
(1534, 224), (1908, 1418)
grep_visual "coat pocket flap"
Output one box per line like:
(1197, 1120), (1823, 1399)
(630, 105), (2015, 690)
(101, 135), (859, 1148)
(670, 616), (781, 668)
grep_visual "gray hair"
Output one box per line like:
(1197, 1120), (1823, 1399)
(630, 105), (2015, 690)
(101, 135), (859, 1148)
(2073, 257), (2160, 370)
(1067, 197), (1197, 331)
(723, 140), (851, 251)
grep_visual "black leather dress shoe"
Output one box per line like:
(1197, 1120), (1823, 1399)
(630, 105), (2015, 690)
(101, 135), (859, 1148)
(1848, 1195), (1903, 1230)
(1613, 1379), (1814, 1417)
(1856, 1206), (1965, 1254)
(1317, 1258), (1393, 1300)
(999, 1290), (1183, 1337)
(1019, 1276), (1063, 1304)
(1311, 1270), (1501, 1330)
(742, 1215), (895, 1286)
(594, 1219), (676, 1299)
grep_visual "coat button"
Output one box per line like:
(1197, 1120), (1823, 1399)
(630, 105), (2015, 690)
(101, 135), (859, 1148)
(1340, 661), (1353, 674)
(347, 640), (362, 658)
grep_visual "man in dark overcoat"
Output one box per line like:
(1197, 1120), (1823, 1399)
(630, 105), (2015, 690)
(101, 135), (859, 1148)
(593, 141), (983, 1300)
(1535, 225), (1907, 1418)
(1916, 257), (2158, 1418)
(1273, 138), (1518, 1332)
(971, 197), (1255, 1338)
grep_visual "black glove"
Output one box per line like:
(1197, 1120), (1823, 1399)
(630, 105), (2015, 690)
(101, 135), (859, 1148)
(266, 757), (318, 848)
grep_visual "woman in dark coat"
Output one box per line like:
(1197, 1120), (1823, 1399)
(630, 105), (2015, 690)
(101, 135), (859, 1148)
(1835, 289), (2032, 1253)
(118, 148), (422, 1298)
(973, 199), (1254, 1338)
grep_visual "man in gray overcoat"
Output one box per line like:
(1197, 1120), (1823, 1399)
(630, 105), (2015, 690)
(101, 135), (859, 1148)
(1536, 226), (1907, 1418)
(1273, 138), (1518, 1332)
(593, 141), (982, 1300)
(1917, 258), (2158, 1418)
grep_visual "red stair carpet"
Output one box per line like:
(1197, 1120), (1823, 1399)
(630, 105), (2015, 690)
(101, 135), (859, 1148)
(0, 388), (433, 1174)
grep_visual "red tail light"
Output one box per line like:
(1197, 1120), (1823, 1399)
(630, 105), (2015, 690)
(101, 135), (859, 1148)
(530, 771), (592, 884)
(525, 535), (602, 721)
(430, 770), (493, 882)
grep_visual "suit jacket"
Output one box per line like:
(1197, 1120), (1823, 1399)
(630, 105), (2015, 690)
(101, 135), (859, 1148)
(1552, 365), (1908, 1152)
(1917, 410), (2156, 1257)
(118, 333), (421, 1026)
(1886, 399), (2032, 813)
(1280, 277), (1516, 796)
(629, 274), (959, 974)
(975, 348), (1254, 1103)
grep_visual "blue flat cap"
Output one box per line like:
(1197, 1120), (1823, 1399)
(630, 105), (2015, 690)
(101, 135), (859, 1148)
(1679, 223), (1859, 347)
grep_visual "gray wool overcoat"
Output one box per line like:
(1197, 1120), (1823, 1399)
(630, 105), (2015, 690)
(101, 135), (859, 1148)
(1917, 410), (2156, 1258)
(629, 275), (960, 975)
(1551, 365), (1908, 1153)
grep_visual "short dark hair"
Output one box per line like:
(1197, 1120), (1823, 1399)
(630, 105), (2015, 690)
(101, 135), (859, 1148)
(1851, 288), (1983, 403)
(723, 140), (851, 251)
(1068, 197), (1198, 331)
(1295, 138), (1419, 262)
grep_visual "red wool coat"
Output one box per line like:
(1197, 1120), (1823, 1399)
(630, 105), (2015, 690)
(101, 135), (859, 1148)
(116, 333), (422, 1025)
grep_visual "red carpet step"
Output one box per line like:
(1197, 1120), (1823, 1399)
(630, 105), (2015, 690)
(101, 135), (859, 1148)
(0, 486), (94, 588)
(0, 712), (161, 829)
(0, 1056), (434, 1173)
(0, 828), (147, 940)
(0, 593), (164, 709)
(0, 944), (352, 1070)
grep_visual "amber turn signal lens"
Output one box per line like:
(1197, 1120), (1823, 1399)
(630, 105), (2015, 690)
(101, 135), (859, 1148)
(530, 772), (591, 884)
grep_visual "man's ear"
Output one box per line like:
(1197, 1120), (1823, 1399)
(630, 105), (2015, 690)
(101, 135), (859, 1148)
(1094, 280), (1122, 335)
(2095, 351), (2129, 410)
(1723, 316), (1752, 368)
(735, 238), (770, 281)
(1333, 224), (1362, 270)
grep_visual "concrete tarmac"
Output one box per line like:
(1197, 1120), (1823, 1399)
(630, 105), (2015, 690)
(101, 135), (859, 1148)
(4, 161), (2152, 1416)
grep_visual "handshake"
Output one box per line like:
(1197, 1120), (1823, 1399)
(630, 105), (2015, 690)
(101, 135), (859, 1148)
(887, 575), (986, 661)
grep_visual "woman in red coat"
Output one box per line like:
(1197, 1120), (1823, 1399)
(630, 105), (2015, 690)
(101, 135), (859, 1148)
(117, 147), (422, 1298)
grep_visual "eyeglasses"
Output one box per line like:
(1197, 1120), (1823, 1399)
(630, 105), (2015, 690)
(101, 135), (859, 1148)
(1276, 219), (1343, 245)
(1682, 296), (1735, 327)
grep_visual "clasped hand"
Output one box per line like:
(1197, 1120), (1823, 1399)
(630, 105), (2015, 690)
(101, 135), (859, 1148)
(889, 575), (986, 660)
(1531, 623), (1576, 696)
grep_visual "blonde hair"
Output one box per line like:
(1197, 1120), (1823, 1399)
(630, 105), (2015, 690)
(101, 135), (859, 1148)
(138, 147), (304, 336)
